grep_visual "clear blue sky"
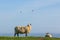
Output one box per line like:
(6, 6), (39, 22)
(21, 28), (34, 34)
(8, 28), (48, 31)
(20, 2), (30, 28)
(0, 0), (60, 34)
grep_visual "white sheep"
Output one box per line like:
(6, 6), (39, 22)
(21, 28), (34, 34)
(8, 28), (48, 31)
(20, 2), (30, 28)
(14, 24), (31, 37)
(45, 33), (53, 38)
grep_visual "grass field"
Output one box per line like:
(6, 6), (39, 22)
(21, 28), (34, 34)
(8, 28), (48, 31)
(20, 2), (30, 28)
(0, 36), (60, 40)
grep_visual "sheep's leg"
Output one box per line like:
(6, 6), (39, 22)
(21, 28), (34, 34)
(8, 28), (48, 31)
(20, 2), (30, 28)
(17, 33), (19, 37)
(14, 33), (16, 37)
(25, 33), (27, 37)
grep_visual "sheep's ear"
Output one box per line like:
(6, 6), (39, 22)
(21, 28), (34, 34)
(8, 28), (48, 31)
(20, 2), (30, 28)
(27, 25), (29, 26)
(30, 24), (31, 25)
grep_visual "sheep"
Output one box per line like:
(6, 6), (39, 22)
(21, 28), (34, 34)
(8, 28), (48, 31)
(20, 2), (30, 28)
(14, 24), (31, 37)
(45, 33), (53, 38)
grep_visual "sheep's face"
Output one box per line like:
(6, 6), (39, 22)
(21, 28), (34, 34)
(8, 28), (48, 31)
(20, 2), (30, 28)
(26, 24), (32, 33)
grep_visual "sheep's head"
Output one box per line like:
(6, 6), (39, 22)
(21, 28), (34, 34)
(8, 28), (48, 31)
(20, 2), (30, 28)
(26, 24), (32, 33)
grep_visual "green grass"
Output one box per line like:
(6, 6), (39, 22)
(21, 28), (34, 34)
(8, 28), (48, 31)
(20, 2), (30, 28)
(0, 36), (60, 40)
